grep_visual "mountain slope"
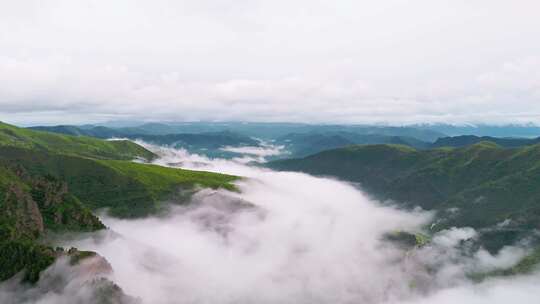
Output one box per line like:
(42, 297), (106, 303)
(0, 122), (238, 217)
(29, 125), (260, 158)
(29, 125), (127, 138)
(269, 142), (540, 252)
(417, 124), (540, 138)
(2, 122), (154, 160)
(0, 122), (238, 283)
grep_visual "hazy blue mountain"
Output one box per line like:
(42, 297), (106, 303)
(268, 142), (540, 253)
(130, 131), (257, 147)
(276, 132), (431, 158)
(28, 125), (260, 159)
(87, 121), (446, 141)
(416, 124), (540, 138)
(433, 135), (540, 148)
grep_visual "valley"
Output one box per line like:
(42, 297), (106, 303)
(1, 121), (540, 303)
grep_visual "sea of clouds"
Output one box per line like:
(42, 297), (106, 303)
(2, 143), (540, 304)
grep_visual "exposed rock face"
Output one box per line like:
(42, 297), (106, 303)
(1, 170), (105, 240)
(84, 277), (142, 304)
(1, 254), (140, 304)
(27, 175), (105, 231)
(0, 166), (106, 284)
(2, 183), (44, 239)
(67, 248), (113, 277)
(43, 251), (139, 304)
(30, 175), (69, 208)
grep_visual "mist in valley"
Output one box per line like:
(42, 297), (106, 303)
(2, 143), (537, 304)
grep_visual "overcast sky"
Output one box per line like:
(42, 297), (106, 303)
(0, 0), (539, 125)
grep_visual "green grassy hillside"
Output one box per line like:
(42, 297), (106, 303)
(0, 122), (238, 283)
(0, 122), (155, 160)
(29, 124), (262, 159)
(0, 146), (237, 217)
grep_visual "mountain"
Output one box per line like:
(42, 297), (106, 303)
(277, 132), (430, 158)
(268, 142), (540, 254)
(57, 122), (446, 141)
(433, 135), (540, 148)
(4, 124), (153, 160)
(0, 122), (237, 283)
(416, 124), (540, 138)
(29, 125), (260, 158)
(30, 125), (135, 137)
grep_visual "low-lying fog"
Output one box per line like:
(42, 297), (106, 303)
(3, 144), (540, 304)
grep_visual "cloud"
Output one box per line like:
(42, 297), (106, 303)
(395, 274), (540, 304)
(220, 143), (285, 162)
(0, 255), (138, 304)
(63, 145), (433, 303)
(0, 1), (540, 125)
(2, 143), (539, 303)
(1, 54), (540, 126)
(28, 143), (532, 304)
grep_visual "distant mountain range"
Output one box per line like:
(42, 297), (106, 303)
(273, 130), (540, 159)
(90, 121), (540, 139)
(29, 123), (444, 159)
(276, 133), (540, 158)
(40, 122), (447, 141)
(30, 123), (540, 160)
(29, 125), (260, 158)
(276, 132), (430, 158)
(416, 124), (540, 138)
(432, 135), (540, 148)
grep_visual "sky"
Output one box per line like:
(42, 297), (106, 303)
(0, 0), (539, 126)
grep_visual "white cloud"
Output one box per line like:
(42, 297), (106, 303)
(47, 144), (536, 304)
(395, 274), (540, 304)
(0, 1), (539, 125)
(65, 146), (432, 303)
(4, 143), (540, 303)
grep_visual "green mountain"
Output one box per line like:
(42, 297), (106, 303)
(29, 125), (127, 138)
(0, 122), (237, 283)
(276, 132), (430, 158)
(269, 142), (540, 253)
(3, 123), (154, 160)
(29, 125), (260, 158)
